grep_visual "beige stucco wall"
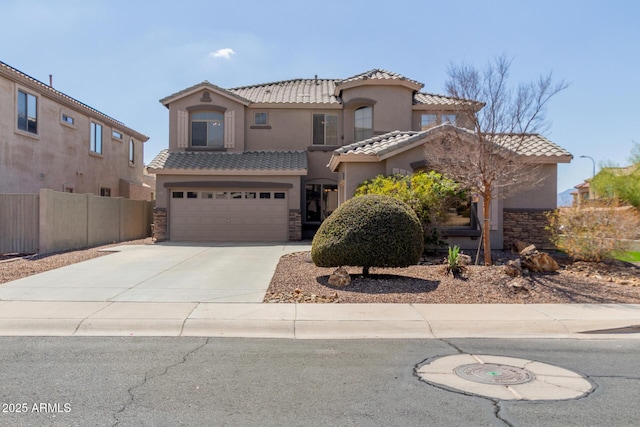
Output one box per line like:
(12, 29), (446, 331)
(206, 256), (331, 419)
(0, 74), (147, 197)
(340, 85), (414, 146)
(503, 164), (558, 209)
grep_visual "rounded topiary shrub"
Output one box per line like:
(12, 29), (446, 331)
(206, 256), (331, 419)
(311, 194), (424, 276)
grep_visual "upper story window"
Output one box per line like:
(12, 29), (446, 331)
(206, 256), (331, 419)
(112, 130), (123, 140)
(90, 122), (103, 154)
(254, 112), (268, 125)
(191, 111), (224, 147)
(17, 89), (38, 134)
(442, 114), (457, 125)
(312, 113), (338, 145)
(420, 113), (457, 129)
(421, 114), (437, 130)
(61, 112), (75, 126)
(129, 138), (135, 164)
(354, 106), (373, 141)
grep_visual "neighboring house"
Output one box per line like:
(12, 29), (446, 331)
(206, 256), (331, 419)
(572, 164), (638, 207)
(148, 69), (572, 249)
(571, 181), (591, 206)
(0, 60), (151, 199)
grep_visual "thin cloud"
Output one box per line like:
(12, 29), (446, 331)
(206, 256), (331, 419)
(210, 48), (236, 60)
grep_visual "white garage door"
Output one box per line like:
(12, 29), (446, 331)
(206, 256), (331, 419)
(170, 189), (288, 241)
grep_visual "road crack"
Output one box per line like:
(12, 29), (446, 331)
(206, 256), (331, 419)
(111, 338), (211, 426)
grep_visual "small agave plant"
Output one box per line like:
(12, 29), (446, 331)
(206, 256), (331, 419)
(443, 245), (467, 278)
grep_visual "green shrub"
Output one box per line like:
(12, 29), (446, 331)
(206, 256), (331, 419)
(355, 171), (466, 247)
(311, 194), (424, 276)
(546, 203), (640, 262)
(443, 245), (467, 277)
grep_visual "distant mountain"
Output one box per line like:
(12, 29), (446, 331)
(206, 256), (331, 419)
(557, 189), (574, 207)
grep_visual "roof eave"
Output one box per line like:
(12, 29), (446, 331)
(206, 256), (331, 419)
(160, 82), (252, 108)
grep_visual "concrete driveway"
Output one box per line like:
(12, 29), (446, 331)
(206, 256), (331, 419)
(0, 242), (311, 303)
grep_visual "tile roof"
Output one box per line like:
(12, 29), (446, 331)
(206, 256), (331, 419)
(413, 92), (480, 107)
(490, 134), (573, 158)
(332, 125), (572, 160)
(148, 150), (307, 171)
(334, 131), (427, 157)
(0, 60), (148, 141)
(338, 69), (423, 88)
(229, 79), (340, 104)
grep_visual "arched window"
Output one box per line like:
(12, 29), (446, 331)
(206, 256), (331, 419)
(191, 111), (224, 147)
(354, 106), (373, 141)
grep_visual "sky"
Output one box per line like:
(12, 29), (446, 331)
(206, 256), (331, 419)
(1, 0), (638, 193)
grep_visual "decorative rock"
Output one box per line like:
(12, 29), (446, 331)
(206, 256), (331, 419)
(458, 254), (472, 266)
(512, 240), (530, 253)
(522, 253), (560, 272)
(519, 244), (538, 257)
(328, 267), (351, 287)
(505, 259), (523, 277)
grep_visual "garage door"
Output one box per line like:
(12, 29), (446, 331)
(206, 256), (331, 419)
(170, 189), (288, 241)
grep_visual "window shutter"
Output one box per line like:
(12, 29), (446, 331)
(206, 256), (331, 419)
(177, 110), (188, 148)
(224, 110), (235, 148)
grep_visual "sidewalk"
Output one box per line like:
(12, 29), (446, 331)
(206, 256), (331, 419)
(1, 301), (639, 339)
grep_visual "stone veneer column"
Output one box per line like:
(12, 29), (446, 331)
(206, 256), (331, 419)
(288, 209), (302, 241)
(153, 207), (167, 242)
(503, 208), (554, 250)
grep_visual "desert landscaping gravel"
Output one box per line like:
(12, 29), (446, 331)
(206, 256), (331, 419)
(2, 241), (639, 304)
(264, 251), (640, 304)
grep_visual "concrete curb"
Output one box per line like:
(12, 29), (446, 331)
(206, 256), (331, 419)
(0, 302), (639, 339)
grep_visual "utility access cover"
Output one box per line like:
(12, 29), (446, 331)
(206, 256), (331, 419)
(454, 363), (535, 385)
(417, 354), (594, 401)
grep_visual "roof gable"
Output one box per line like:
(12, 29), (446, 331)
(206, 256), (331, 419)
(329, 124), (572, 171)
(160, 81), (252, 107)
(335, 69), (424, 95)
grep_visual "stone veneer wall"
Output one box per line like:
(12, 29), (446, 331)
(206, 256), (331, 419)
(153, 207), (167, 242)
(288, 209), (302, 241)
(503, 208), (555, 250)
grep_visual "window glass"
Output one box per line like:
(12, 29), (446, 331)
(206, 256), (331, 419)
(172, 191), (184, 198)
(259, 192), (271, 199)
(90, 123), (103, 153)
(245, 192), (256, 199)
(215, 191), (228, 199)
(306, 184), (338, 222)
(274, 192), (286, 199)
(61, 113), (74, 125)
(112, 130), (123, 140)
(421, 114), (437, 130)
(202, 192), (214, 199)
(312, 113), (338, 145)
(17, 90), (37, 133)
(231, 192), (242, 199)
(129, 139), (135, 164)
(354, 106), (373, 141)
(187, 191), (198, 199)
(191, 111), (224, 147)
(442, 114), (457, 125)
(100, 188), (111, 197)
(254, 112), (268, 125)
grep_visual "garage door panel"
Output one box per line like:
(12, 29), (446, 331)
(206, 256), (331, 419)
(170, 189), (288, 241)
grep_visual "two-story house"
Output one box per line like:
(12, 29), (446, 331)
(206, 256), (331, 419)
(148, 69), (571, 249)
(0, 60), (150, 199)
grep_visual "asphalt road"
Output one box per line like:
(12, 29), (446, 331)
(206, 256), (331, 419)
(0, 337), (638, 427)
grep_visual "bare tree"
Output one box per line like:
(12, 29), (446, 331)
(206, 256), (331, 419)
(425, 55), (567, 265)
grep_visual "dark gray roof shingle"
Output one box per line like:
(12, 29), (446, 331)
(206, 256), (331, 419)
(148, 150), (307, 171)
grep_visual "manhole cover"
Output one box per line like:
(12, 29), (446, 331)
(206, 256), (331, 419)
(416, 354), (595, 401)
(454, 363), (535, 385)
